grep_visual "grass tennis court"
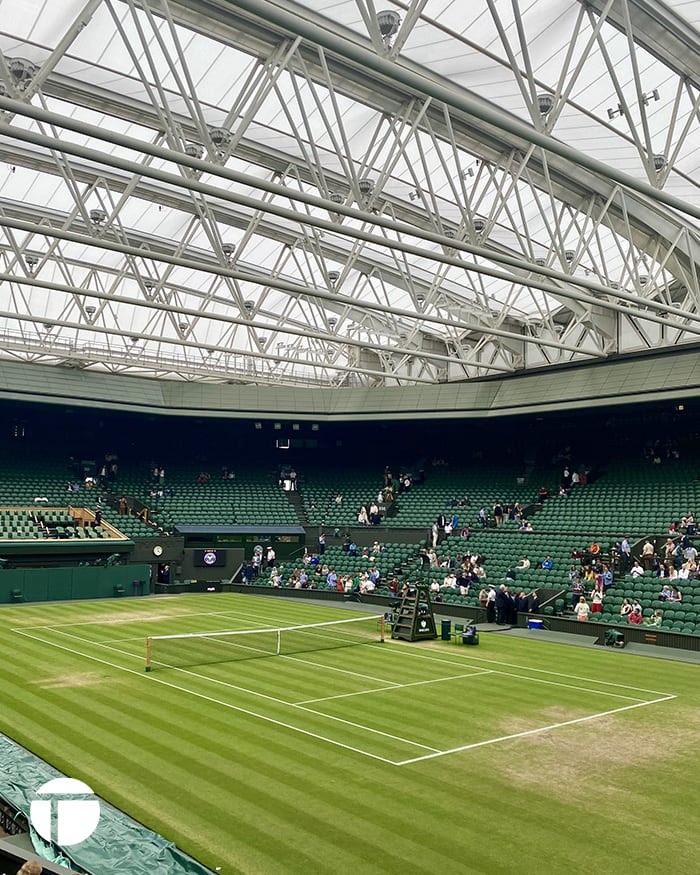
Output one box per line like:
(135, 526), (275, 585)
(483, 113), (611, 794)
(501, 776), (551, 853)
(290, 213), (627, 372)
(2, 593), (700, 874)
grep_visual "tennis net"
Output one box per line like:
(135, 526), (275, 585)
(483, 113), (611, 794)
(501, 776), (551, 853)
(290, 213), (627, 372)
(145, 614), (385, 671)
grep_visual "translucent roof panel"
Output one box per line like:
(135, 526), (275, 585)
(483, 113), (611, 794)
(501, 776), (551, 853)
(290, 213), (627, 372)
(0, 0), (696, 387)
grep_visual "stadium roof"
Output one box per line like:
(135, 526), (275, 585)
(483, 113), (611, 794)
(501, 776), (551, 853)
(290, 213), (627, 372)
(0, 0), (697, 389)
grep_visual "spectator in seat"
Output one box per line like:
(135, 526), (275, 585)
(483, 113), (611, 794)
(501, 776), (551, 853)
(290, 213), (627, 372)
(630, 560), (644, 578)
(645, 610), (663, 627)
(541, 556), (554, 571)
(620, 598), (632, 617)
(628, 606), (643, 625)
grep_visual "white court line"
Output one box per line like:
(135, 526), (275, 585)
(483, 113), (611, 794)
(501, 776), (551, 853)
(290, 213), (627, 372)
(296, 670), (493, 704)
(42, 627), (439, 753)
(12, 627), (401, 765)
(394, 695), (678, 765)
(374, 641), (671, 703)
(383, 638), (676, 698)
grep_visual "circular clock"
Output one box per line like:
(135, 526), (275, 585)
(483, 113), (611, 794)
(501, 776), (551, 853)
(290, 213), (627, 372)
(152, 545), (164, 557)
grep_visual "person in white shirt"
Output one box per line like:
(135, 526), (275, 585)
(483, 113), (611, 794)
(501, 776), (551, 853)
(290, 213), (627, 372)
(575, 596), (590, 621)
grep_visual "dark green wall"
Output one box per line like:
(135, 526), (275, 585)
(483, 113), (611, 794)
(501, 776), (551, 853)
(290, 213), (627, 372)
(0, 565), (150, 604)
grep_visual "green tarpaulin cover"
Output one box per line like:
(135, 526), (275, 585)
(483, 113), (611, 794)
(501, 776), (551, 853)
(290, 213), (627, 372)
(0, 734), (215, 875)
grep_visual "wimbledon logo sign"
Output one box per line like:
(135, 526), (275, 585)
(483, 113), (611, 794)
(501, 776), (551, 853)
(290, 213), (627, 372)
(30, 778), (101, 846)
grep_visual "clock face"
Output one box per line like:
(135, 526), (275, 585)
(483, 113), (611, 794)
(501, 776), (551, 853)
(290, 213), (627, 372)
(153, 545), (163, 557)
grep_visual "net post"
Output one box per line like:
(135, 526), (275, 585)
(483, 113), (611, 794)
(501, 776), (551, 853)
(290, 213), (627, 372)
(145, 636), (152, 672)
(276, 629), (281, 656)
(379, 614), (385, 643)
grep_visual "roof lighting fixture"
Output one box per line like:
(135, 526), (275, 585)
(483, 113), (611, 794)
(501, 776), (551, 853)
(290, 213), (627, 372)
(377, 10), (401, 46)
(209, 128), (232, 147)
(184, 142), (204, 159)
(537, 94), (554, 115)
(8, 58), (37, 87)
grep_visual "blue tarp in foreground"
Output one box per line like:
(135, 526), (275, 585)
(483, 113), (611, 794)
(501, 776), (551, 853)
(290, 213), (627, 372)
(0, 733), (215, 875)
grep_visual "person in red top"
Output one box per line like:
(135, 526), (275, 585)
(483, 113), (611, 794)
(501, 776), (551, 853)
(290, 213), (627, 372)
(628, 608), (643, 625)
